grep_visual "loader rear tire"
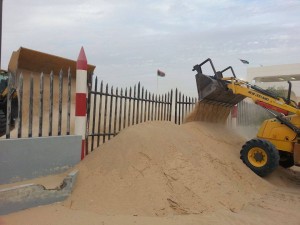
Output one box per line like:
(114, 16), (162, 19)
(240, 138), (279, 177)
(0, 110), (6, 137)
(279, 152), (294, 168)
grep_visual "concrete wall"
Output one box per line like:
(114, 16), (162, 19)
(247, 63), (300, 98)
(0, 135), (81, 184)
(247, 63), (300, 81)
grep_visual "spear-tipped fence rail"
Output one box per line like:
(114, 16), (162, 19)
(3, 70), (72, 139)
(2, 73), (206, 153)
(86, 78), (175, 152)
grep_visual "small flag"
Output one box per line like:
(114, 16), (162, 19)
(240, 59), (249, 64)
(157, 69), (166, 77)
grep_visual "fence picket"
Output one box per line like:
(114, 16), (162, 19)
(140, 86), (144, 123)
(123, 88), (127, 129)
(169, 90), (173, 121)
(144, 90), (147, 122)
(86, 77), (91, 153)
(151, 94), (154, 121)
(67, 69), (71, 135)
(97, 81), (103, 147)
(136, 83), (140, 124)
(91, 77), (98, 151)
(38, 73), (44, 137)
(128, 87), (132, 127)
(28, 74), (34, 137)
(158, 95), (161, 120)
(181, 94), (185, 123)
(132, 85), (136, 126)
(48, 72), (54, 136)
(161, 94), (164, 120)
(147, 92), (151, 121)
(188, 97), (191, 113)
(108, 86), (113, 140)
(103, 84), (109, 143)
(178, 91), (181, 125)
(118, 88), (123, 132)
(58, 70), (63, 136)
(5, 73), (12, 139)
(114, 88), (118, 136)
(17, 74), (23, 138)
(154, 95), (157, 120)
(175, 89), (178, 124)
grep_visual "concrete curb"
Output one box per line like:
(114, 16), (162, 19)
(0, 170), (78, 215)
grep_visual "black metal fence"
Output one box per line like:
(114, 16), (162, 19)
(2, 72), (199, 145)
(237, 100), (272, 126)
(2, 72), (273, 153)
(174, 88), (197, 125)
(2, 71), (72, 139)
(86, 78), (174, 152)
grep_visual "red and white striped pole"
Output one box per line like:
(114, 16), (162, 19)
(75, 47), (88, 160)
(231, 104), (238, 128)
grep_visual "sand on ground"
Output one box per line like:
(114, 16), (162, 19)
(2, 121), (300, 225)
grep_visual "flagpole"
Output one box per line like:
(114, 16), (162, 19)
(157, 74), (158, 93)
(156, 69), (165, 93)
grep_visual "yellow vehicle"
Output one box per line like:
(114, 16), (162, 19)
(193, 58), (300, 176)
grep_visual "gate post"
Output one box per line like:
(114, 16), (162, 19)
(75, 47), (88, 160)
(231, 104), (238, 128)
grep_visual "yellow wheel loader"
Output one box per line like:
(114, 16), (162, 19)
(0, 70), (18, 136)
(193, 58), (300, 176)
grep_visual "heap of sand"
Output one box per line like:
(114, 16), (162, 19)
(2, 121), (300, 225)
(64, 121), (271, 216)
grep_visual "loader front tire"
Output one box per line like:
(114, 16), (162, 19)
(240, 138), (279, 177)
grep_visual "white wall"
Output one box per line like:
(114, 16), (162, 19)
(246, 63), (300, 100)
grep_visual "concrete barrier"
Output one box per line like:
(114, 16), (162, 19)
(0, 135), (81, 184)
(0, 170), (78, 215)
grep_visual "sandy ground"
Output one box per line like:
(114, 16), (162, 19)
(2, 121), (300, 225)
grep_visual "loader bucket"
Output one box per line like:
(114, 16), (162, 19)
(195, 73), (245, 106)
(8, 47), (96, 75)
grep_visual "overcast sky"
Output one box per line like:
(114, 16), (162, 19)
(2, 0), (300, 96)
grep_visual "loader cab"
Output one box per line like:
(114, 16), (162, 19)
(0, 70), (9, 98)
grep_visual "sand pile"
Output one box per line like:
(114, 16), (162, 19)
(185, 102), (232, 123)
(3, 121), (300, 225)
(64, 121), (271, 216)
